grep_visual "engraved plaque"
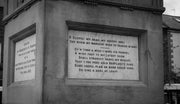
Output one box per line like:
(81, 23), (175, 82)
(68, 30), (139, 80)
(14, 34), (36, 82)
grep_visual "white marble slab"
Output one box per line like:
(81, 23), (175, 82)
(68, 30), (139, 80)
(14, 34), (36, 82)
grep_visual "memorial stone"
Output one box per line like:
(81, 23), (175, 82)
(14, 34), (36, 82)
(68, 30), (139, 80)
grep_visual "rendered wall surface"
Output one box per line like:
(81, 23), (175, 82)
(2, 2), (44, 104)
(43, 1), (164, 104)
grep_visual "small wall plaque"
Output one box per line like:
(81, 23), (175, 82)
(14, 34), (36, 82)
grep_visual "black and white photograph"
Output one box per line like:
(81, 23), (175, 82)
(0, 0), (180, 104)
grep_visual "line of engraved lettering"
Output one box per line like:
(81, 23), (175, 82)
(91, 42), (104, 46)
(107, 40), (117, 43)
(15, 59), (35, 66)
(89, 57), (104, 60)
(72, 36), (84, 40)
(100, 47), (110, 49)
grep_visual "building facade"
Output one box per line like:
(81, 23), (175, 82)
(163, 14), (180, 104)
(0, 0), (4, 103)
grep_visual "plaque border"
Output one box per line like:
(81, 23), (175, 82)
(65, 21), (148, 87)
(8, 24), (36, 85)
